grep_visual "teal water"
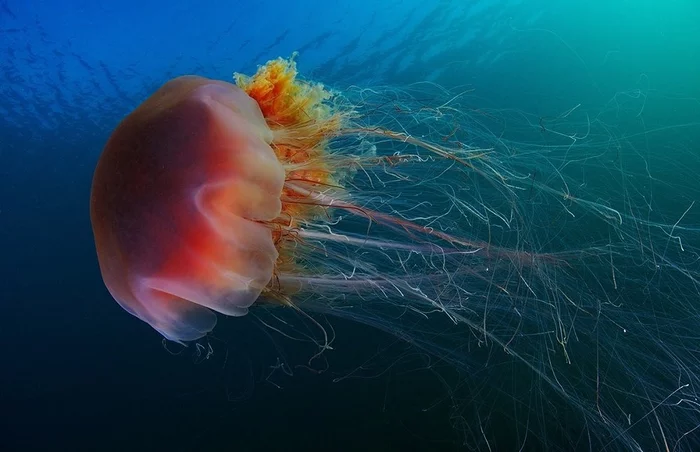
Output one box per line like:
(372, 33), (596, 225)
(2, 1), (700, 450)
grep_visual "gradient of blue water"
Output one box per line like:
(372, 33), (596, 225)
(2, 1), (700, 450)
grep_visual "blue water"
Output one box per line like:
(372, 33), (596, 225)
(2, 0), (700, 450)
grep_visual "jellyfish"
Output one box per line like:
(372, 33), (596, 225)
(91, 55), (700, 450)
(90, 55), (525, 343)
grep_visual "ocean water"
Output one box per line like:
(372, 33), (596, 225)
(2, 0), (700, 451)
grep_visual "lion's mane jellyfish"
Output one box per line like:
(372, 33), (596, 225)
(92, 54), (700, 450)
(91, 55), (522, 342)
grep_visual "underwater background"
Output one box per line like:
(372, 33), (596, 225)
(2, 0), (700, 450)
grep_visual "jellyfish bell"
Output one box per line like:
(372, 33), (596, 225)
(90, 75), (285, 342)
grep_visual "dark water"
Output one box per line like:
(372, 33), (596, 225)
(2, 1), (700, 451)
